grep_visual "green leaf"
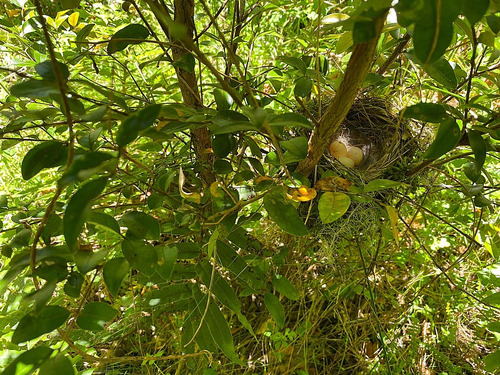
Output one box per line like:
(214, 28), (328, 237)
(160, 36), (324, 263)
(364, 179), (402, 192)
(268, 113), (313, 129)
(403, 103), (449, 122)
(63, 177), (107, 250)
(10, 79), (59, 98)
(424, 57), (457, 89)
(145, 283), (192, 307)
(64, 272), (84, 297)
(1, 346), (53, 375)
(213, 88), (234, 111)
(294, 76), (313, 98)
(196, 259), (241, 313)
(468, 129), (486, 171)
(74, 249), (107, 274)
(21, 141), (67, 180)
(278, 56), (307, 74)
(318, 192), (351, 224)
(12, 305), (70, 344)
(353, 20), (375, 44)
(460, 0), (489, 24)
(413, 0), (460, 64)
(121, 240), (158, 277)
(484, 350), (500, 372)
(155, 246), (178, 280)
(88, 211), (121, 234)
(487, 14), (500, 34)
(172, 53), (196, 73)
(423, 118), (461, 159)
(216, 240), (264, 290)
(264, 293), (285, 329)
(212, 134), (235, 158)
(116, 104), (162, 147)
(192, 286), (244, 365)
(59, 152), (115, 185)
(272, 275), (299, 300)
(483, 291), (500, 305)
(10, 228), (31, 248)
(121, 211), (160, 240)
(39, 354), (75, 375)
(76, 302), (118, 331)
(263, 189), (308, 236)
(210, 110), (258, 135)
(35, 60), (70, 81)
(103, 257), (130, 297)
(280, 136), (309, 164)
(107, 24), (150, 54)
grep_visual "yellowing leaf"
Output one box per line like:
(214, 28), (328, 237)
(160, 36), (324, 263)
(385, 205), (399, 245)
(288, 185), (317, 202)
(210, 181), (221, 197)
(68, 12), (79, 28)
(179, 167), (201, 204)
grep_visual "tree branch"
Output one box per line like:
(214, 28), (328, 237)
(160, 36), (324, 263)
(296, 13), (388, 177)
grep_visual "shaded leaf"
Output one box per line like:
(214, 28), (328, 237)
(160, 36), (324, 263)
(63, 177), (107, 250)
(172, 53), (195, 73)
(76, 302), (118, 331)
(484, 350), (500, 372)
(121, 211), (160, 240)
(318, 192), (351, 224)
(39, 354), (74, 375)
(21, 141), (67, 180)
(264, 293), (285, 329)
(12, 305), (69, 344)
(278, 56), (307, 74)
(403, 103), (449, 122)
(64, 272), (84, 298)
(413, 0), (460, 64)
(107, 24), (150, 54)
(103, 257), (130, 297)
(10, 79), (59, 98)
(272, 275), (299, 300)
(156, 246), (178, 280)
(192, 286), (244, 365)
(35, 60), (70, 81)
(121, 240), (157, 277)
(59, 152), (115, 185)
(460, 0), (489, 24)
(424, 57), (457, 89)
(294, 76), (312, 98)
(88, 211), (121, 234)
(116, 104), (162, 147)
(74, 249), (107, 274)
(268, 113), (312, 129)
(1, 347), (53, 375)
(423, 118), (461, 159)
(468, 129), (486, 171)
(263, 189), (308, 236)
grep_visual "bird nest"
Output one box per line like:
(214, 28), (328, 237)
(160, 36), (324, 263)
(307, 95), (419, 182)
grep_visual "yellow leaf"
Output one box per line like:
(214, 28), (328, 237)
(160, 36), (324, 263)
(210, 181), (221, 197)
(178, 167), (201, 204)
(68, 12), (79, 28)
(385, 205), (399, 245)
(288, 185), (317, 202)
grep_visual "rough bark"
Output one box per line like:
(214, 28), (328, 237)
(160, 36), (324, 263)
(171, 0), (214, 187)
(295, 14), (387, 177)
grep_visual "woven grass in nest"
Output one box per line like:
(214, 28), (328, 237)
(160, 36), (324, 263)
(308, 95), (418, 182)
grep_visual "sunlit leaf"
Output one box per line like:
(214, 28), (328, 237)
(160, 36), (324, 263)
(318, 192), (351, 224)
(364, 179), (401, 192)
(1, 347), (53, 375)
(39, 353), (74, 375)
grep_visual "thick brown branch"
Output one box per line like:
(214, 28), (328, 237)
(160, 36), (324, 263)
(296, 14), (387, 177)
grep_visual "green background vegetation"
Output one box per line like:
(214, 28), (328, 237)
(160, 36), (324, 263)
(0, 0), (499, 373)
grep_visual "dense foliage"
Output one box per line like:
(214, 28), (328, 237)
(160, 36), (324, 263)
(0, 0), (499, 373)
